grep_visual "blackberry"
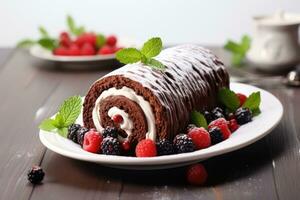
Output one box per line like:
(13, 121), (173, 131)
(67, 124), (81, 143)
(235, 107), (252, 125)
(211, 107), (225, 120)
(101, 137), (121, 155)
(173, 134), (194, 154)
(76, 127), (89, 146)
(27, 166), (45, 184)
(156, 139), (174, 156)
(102, 126), (118, 138)
(185, 124), (196, 133)
(209, 127), (224, 145)
(204, 111), (214, 124)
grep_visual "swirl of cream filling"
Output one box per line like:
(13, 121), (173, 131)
(92, 86), (156, 141)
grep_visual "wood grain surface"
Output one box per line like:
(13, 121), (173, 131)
(0, 47), (299, 200)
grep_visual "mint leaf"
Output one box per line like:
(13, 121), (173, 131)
(58, 95), (82, 126)
(67, 15), (76, 35)
(224, 35), (251, 66)
(17, 39), (36, 48)
(75, 26), (85, 36)
(38, 26), (49, 38)
(116, 48), (143, 64)
(141, 37), (162, 58)
(38, 38), (57, 50)
(39, 118), (57, 132)
(191, 111), (208, 129)
(96, 34), (106, 48)
(252, 107), (261, 116)
(145, 58), (165, 70)
(242, 91), (261, 113)
(57, 127), (68, 138)
(217, 88), (240, 112)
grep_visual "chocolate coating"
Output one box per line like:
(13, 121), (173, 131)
(83, 45), (229, 142)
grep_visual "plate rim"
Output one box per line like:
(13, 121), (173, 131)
(39, 82), (283, 166)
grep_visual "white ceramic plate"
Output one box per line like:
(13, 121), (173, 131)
(30, 37), (141, 62)
(39, 83), (283, 170)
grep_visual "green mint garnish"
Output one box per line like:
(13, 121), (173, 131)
(39, 95), (82, 137)
(242, 91), (261, 116)
(96, 34), (106, 48)
(116, 37), (166, 71)
(224, 35), (251, 66)
(17, 39), (36, 48)
(217, 88), (240, 112)
(191, 111), (208, 129)
(37, 38), (58, 51)
(67, 15), (85, 36)
(38, 26), (50, 38)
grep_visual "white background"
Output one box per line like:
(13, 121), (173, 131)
(1, 0), (300, 47)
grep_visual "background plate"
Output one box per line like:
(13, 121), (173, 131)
(39, 83), (283, 170)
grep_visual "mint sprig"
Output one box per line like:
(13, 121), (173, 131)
(217, 88), (240, 112)
(191, 111), (208, 129)
(224, 35), (251, 66)
(67, 15), (85, 36)
(116, 37), (165, 71)
(39, 96), (82, 137)
(242, 91), (261, 116)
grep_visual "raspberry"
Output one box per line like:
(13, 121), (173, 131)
(59, 32), (71, 47)
(75, 33), (97, 48)
(102, 126), (118, 138)
(209, 127), (224, 144)
(121, 140), (131, 152)
(27, 166), (45, 184)
(186, 164), (208, 185)
(235, 107), (252, 125)
(173, 134), (194, 154)
(80, 43), (96, 56)
(135, 139), (157, 157)
(106, 35), (117, 47)
(156, 139), (174, 156)
(67, 124), (81, 143)
(236, 93), (247, 106)
(53, 46), (69, 56)
(98, 45), (114, 55)
(187, 127), (211, 150)
(112, 114), (123, 124)
(101, 137), (121, 155)
(83, 130), (102, 153)
(68, 44), (81, 56)
(208, 118), (231, 139)
(228, 119), (239, 132)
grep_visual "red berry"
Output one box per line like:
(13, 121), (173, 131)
(229, 119), (239, 132)
(68, 44), (81, 56)
(106, 35), (117, 47)
(59, 32), (71, 48)
(83, 130), (102, 153)
(187, 127), (211, 150)
(75, 32), (97, 48)
(80, 43), (96, 56)
(236, 93), (247, 106)
(53, 47), (69, 56)
(97, 45), (115, 55)
(186, 164), (208, 185)
(112, 114), (123, 124)
(208, 118), (231, 139)
(135, 139), (157, 157)
(121, 140), (131, 151)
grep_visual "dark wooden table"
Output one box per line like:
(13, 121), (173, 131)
(0, 47), (299, 200)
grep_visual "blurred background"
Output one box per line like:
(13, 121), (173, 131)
(1, 0), (300, 47)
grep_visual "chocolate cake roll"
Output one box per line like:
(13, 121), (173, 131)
(83, 45), (229, 144)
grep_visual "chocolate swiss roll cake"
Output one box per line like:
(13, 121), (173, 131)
(83, 45), (229, 145)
